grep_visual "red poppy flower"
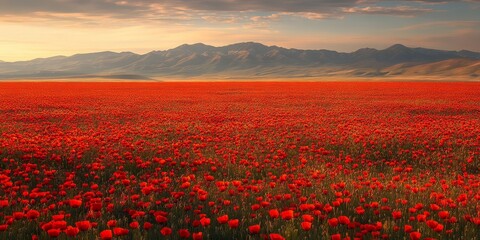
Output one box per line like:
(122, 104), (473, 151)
(13, 212), (24, 220)
(52, 215), (64, 221)
(228, 219), (239, 228)
(281, 210), (294, 220)
(426, 220), (438, 229)
(107, 220), (117, 228)
(331, 233), (341, 240)
(270, 233), (285, 240)
(76, 221), (91, 231)
(328, 218), (339, 227)
(179, 229), (190, 238)
(0, 224), (8, 232)
(129, 221), (139, 229)
(301, 221), (312, 231)
(160, 227), (172, 236)
(416, 214), (426, 222)
(355, 206), (365, 215)
(409, 231), (421, 240)
(26, 210), (40, 220)
(69, 199), (82, 208)
(198, 194), (207, 201)
(42, 222), (53, 232)
(200, 217), (211, 226)
(113, 227), (129, 236)
(248, 224), (260, 234)
(193, 232), (203, 240)
(302, 214), (314, 222)
(430, 204), (441, 211)
(100, 230), (113, 240)
(434, 224), (444, 232)
(65, 226), (79, 237)
(392, 211), (402, 220)
(91, 203), (102, 211)
(47, 229), (61, 238)
(438, 211), (450, 219)
(155, 215), (168, 223)
(143, 222), (153, 230)
(217, 215), (229, 224)
(338, 216), (350, 225)
(52, 221), (67, 230)
(269, 209), (280, 219)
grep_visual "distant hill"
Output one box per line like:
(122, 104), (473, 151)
(0, 42), (479, 79)
(384, 59), (480, 77)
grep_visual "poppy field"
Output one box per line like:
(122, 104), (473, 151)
(0, 82), (479, 240)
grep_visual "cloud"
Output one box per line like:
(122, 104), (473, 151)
(290, 12), (344, 20)
(250, 14), (282, 22)
(201, 15), (240, 24)
(0, 0), (357, 16)
(2, 0), (472, 21)
(343, 6), (435, 16)
(179, 0), (357, 13)
(0, 0), (144, 16)
(0, 0), (477, 33)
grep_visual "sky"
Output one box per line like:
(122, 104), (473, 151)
(0, 0), (479, 62)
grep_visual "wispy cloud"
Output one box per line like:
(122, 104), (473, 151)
(201, 15), (241, 24)
(290, 12), (344, 20)
(250, 14), (283, 22)
(343, 6), (435, 16)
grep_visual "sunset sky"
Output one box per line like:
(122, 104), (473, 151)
(1, 0), (479, 62)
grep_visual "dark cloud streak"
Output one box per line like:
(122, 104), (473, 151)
(0, 0), (146, 15)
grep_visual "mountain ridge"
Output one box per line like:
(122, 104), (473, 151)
(0, 42), (479, 79)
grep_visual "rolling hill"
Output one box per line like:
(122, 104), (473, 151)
(0, 42), (479, 79)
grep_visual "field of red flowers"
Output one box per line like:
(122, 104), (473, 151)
(0, 82), (479, 240)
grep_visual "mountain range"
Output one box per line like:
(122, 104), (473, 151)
(0, 42), (479, 80)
